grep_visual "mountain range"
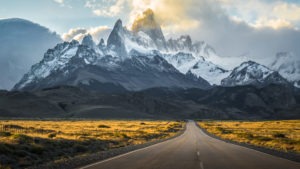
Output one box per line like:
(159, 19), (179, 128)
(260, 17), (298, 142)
(13, 9), (298, 91)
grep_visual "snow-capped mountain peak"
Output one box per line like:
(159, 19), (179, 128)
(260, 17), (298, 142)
(98, 38), (105, 48)
(235, 61), (273, 77)
(132, 8), (167, 50)
(221, 61), (288, 87)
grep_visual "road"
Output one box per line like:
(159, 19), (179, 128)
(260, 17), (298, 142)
(81, 121), (300, 169)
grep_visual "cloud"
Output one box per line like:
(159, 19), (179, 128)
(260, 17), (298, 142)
(54, 0), (64, 4)
(273, 3), (300, 21)
(85, 0), (126, 17)
(217, 0), (300, 29)
(253, 17), (293, 29)
(62, 26), (111, 43)
(127, 0), (200, 33)
(62, 28), (86, 41)
(53, 0), (73, 8)
(84, 0), (200, 32)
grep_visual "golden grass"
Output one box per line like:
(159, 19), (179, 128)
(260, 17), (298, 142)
(0, 120), (182, 144)
(0, 120), (184, 168)
(199, 120), (300, 153)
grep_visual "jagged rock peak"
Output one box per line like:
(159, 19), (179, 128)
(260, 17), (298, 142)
(107, 19), (127, 57)
(81, 34), (95, 47)
(113, 19), (123, 31)
(221, 60), (289, 87)
(98, 38), (105, 48)
(131, 9), (166, 50)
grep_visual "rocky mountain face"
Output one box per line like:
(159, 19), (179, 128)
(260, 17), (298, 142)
(107, 19), (127, 57)
(132, 9), (167, 50)
(221, 61), (289, 87)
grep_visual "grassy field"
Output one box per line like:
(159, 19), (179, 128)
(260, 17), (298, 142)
(0, 120), (184, 168)
(199, 120), (300, 153)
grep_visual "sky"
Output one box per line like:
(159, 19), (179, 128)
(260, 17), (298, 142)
(1, 0), (300, 67)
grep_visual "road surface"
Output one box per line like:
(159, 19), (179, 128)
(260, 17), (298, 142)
(81, 121), (300, 169)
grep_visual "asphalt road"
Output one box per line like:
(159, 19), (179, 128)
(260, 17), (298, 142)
(81, 121), (300, 169)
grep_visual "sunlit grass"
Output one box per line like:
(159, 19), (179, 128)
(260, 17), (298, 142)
(199, 120), (300, 153)
(0, 120), (184, 168)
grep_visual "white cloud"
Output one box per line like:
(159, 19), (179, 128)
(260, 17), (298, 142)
(273, 3), (300, 21)
(217, 0), (300, 30)
(54, 0), (64, 4)
(53, 0), (73, 8)
(62, 26), (111, 43)
(85, 0), (126, 17)
(62, 28), (87, 41)
(253, 17), (293, 29)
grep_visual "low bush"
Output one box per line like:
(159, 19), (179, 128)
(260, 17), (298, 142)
(216, 127), (232, 134)
(0, 132), (11, 137)
(48, 133), (56, 138)
(272, 133), (286, 138)
(12, 134), (32, 144)
(98, 124), (110, 128)
(237, 133), (254, 139)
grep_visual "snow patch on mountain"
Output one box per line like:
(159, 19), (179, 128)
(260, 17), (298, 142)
(163, 52), (197, 73)
(189, 60), (230, 85)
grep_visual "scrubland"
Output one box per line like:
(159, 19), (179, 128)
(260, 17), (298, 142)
(0, 120), (183, 168)
(199, 120), (300, 153)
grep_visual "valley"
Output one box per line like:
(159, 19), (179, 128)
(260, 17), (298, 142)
(1, 84), (299, 119)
